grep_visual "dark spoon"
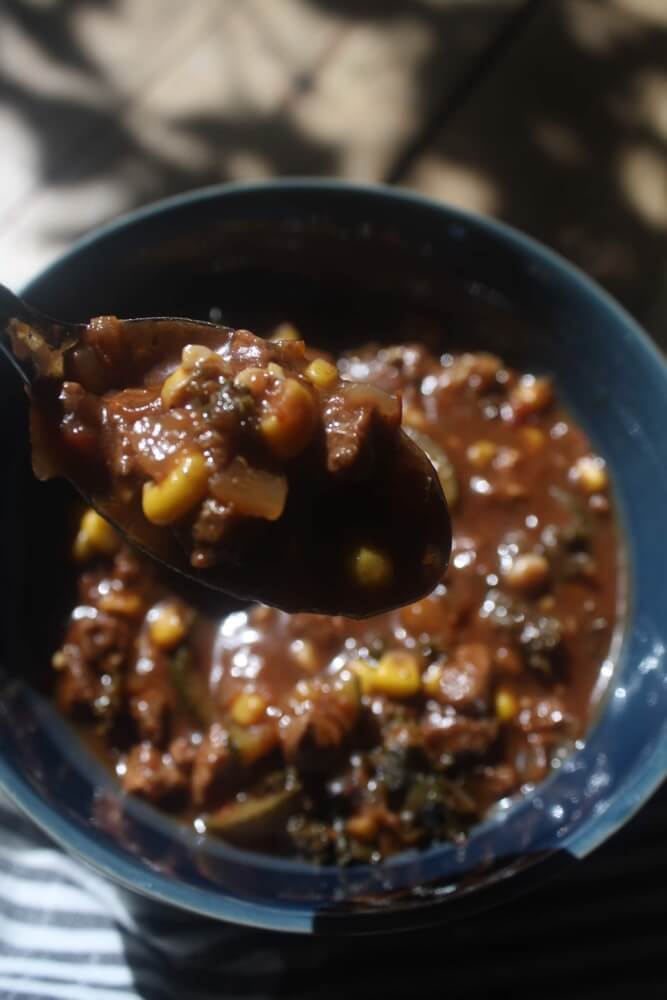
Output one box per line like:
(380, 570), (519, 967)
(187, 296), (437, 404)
(0, 283), (451, 617)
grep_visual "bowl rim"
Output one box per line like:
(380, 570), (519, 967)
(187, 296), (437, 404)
(4, 177), (667, 933)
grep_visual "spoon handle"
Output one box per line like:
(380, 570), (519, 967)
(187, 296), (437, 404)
(0, 284), (34, 386)
(0, 283), (85, 386)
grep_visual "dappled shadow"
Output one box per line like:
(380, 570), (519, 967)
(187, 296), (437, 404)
(397, 0), (667, 329)
(0, 0), (665, 320)
(3, 0), (112, 77)
(0, 0), (522, 265)
(303, 0), (667, 330)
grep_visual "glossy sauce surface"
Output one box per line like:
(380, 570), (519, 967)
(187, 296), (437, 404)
(17, 317), (450, 616)
(53, 341), (619, 863)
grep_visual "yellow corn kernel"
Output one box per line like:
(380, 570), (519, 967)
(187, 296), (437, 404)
(181, 344), (213, 371)
(304, 358), (338, 388)
(503, 553), (550, 594)
(267, 362), (285, 378)
(374, 651), (421, 698)
(142, 450), (209, 526)
(571, 455), (608, 494)
(73, 508), (119, 562)
(519, 427), (546, 452)
(270, 322), (301, 342)
(402, 406), (427, 430)
(351, 546), (393, 588)
(230, 691), (267, 727)
(160, 366), (191, 409)
(422, 662), (443, 698)
(495, 688), (519, 722)
(346, 811), (379, 842)
(348, 659), (376, 696)
(467, 440), (497, 469)
(511, 375), (553, 414)
(260, 378), (317, 458)
(290, 638), (319, 673)
(98, 592), (143, 617)
(148, 602), (188, 649)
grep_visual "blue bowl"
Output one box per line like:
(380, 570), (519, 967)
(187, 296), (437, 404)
(1, 180), (666, 934)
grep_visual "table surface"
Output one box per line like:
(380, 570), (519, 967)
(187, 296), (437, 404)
(1, 0), (666, 991)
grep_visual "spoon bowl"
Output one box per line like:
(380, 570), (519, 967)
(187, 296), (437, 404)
(1, 283), (451, 617)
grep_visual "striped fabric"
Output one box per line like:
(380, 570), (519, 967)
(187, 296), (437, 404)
(0, 785), (666, 999)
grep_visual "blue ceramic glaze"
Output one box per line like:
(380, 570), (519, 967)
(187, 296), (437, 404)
(1, 180), (666, 933)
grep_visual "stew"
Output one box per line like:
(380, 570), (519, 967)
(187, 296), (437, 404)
(52, 339), (619, 863)
(11, 316), (450, 616)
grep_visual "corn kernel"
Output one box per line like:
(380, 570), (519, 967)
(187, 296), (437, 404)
(73, 508), (119, 562)
(402, 406), (428, 430)
(374, 651), (421, 698)
(98, 592), (143, 617)
(270, 322), (301, 342)
(181, 344), (213, 370)
(351, 546), (393, 588)
(260, 378), (317, 458)
(467, 440), (497, 469)
(503, 552), (550, 594)
(148, 602), (188, 649)
(422, 662), (443, 698)
(267, 362), (285, 378)
(346, 811), (379, 842)
(142, 450), (209, 526)
(348, 659), (376, 695)
(290, 638), (319, 673)
(160, 366), (191, 408)
(510, 375), (553, 414)
(519, 427), (546, 452)
(304, 358), (338, 388)
(495, 688), (519, 722)
(570, 455), (608, 494)
(230, 691), (267, 727)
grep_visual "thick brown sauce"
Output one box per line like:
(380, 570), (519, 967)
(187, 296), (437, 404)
(20, 317), (450, 616)
(54, 341), (619, 864)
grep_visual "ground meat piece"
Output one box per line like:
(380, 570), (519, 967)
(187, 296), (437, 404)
(422, 712), (499, 760)
(168, 735), (200, 772)
(122, 743), (187, 807)
(129, 685), (170, 744)
(436, 644), (492, 712)
(468, 764), (517, 809)
(55, 651), (98, 718)
(380, 344), (433, 384)
(323, 383), (401, 473)
(191, 498), (235, 548)
(112, 546), (145, 585)
(287, 613), (348, 652)
(66, 611), (131, 675)
(518, 695), (568, 733)
(281, 678), (360, 774)
(191, 723), (237, 808)
(323, 397), (374, 472)
(518, 616), (562, 673)
(228, 328), (274, 371)
(479, 589), (562, 674)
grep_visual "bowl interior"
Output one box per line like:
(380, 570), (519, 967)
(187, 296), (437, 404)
(1, 183), (667, 933)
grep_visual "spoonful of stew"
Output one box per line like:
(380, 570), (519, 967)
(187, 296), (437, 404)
(1, 284), (451, 617)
